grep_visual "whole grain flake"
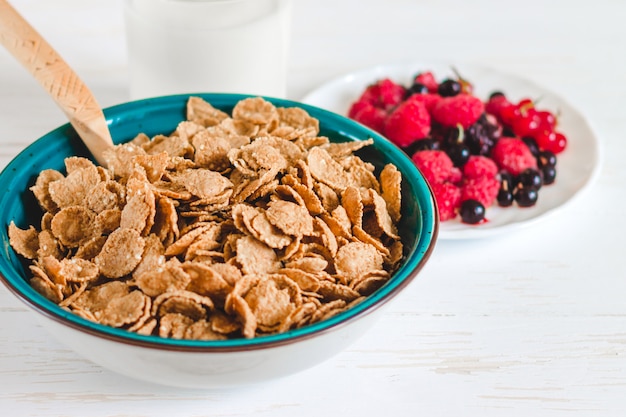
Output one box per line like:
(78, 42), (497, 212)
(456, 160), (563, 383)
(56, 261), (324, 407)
(8, 96), (404, 339)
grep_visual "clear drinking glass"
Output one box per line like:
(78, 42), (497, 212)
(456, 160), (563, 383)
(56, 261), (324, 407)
(124, 0), (292, 99)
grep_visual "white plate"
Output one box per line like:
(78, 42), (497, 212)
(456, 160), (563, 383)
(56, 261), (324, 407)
(302, 62), (602, 239)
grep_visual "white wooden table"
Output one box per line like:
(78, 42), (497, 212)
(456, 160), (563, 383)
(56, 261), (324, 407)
(1, 0), (624, 415)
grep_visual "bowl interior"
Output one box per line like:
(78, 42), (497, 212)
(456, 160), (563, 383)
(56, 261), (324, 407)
(0, 93), (437, 349)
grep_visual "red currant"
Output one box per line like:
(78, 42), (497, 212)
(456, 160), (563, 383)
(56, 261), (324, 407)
(500, 104), (520, 125)
(516, 98), (535, 116)
(550, 132), (567, 153)
(536, 110), (557, 130)
(535, 129), (555, 149)
(535, 130), (568, 154)
(512, 114), (540, 137)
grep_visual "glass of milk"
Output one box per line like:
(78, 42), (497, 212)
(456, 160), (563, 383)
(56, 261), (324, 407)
(124, 0), (292, 100)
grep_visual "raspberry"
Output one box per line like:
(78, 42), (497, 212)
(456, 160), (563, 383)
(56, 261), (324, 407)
(359, 78), (405, 111)
(357, 84), (378, 105)
(485, 94), (511, 119)
(431, 94), (484, 129)
(414, 71), (438, 93)
(431, 182), (461, 221)
(449, 166), (463, 184)
(411, 150), (453, 185)
(491, 137), (538, 176)
(348, 100), (387, 133)
(405, 93), (441, 113)
(348, 99), (368, 119)
(384, 99), (431, 147)
(461, 176), (500, 207)
(376, 78), (406, 110)
(463, 155), (498, 179)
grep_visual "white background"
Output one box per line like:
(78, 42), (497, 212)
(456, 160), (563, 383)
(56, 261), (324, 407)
(0, 0), (624, 416)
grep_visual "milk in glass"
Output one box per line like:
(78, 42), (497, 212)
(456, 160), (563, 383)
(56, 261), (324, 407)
(124, 0), (291, 99)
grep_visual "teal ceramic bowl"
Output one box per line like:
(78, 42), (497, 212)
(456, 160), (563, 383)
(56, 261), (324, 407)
(0, 93), (437, 388)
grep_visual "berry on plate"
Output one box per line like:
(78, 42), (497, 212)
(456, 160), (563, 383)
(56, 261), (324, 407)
(463, 155), (498, 179)
(384, 99), (431, 147)
(358, 78), (405, 110)
(374, 78), (406, 110)
(405, 92), (441, 113)
(413, 71), (439, 93)
(461, 176), (500, 208)
(346, 68), (567, 224)
(491, 137), (538, 176)
(347, 100), (387, 133)
(411, 150), (454, 185)
(459, 199), (486, 224)
(431, 182), (461, 221)
(431, 94), (484, 129)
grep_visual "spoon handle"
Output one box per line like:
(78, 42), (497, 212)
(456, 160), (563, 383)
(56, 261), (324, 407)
(0, 0), (113, 166)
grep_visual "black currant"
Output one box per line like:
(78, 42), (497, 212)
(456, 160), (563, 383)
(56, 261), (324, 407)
(499, 171), (515, 190)
(521, 136), (540, 157)
(437, 79), (461, 97)
(497, 189), (514, 207)
(537, 150), (557, 168)
(446, 144), (470, 167)
(465, 121), (496, 156)
(497, 171), (514, 207)
(542, 165), (557, 185)
(484, 114), (502, 141)
(459, 199), (486, 224)
(517, 168), (543, 189)
(489, 90), (506, 100)
(403, 138), (439, 156)
(441, 126), (464, 148)
(514, 186), (539, 207)
(405, 82), (429, 98)
(502, 126), (515, 137)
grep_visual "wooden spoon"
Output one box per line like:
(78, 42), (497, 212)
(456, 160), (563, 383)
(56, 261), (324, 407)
(0, 0), (113, 166)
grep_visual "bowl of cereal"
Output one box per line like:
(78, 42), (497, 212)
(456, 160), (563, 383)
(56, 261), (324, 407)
(0, 94), (437, 388)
